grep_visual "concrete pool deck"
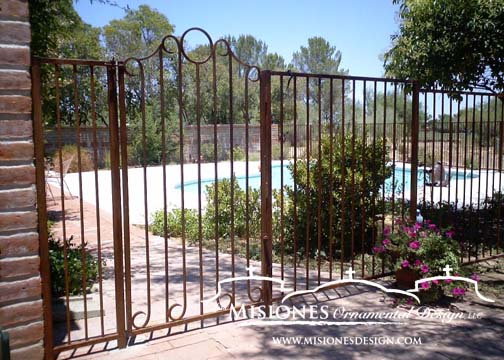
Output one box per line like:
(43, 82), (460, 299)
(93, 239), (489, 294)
(50, 161), (503, 225)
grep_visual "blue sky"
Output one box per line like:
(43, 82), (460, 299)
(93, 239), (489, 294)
(75, 0), (400, 77)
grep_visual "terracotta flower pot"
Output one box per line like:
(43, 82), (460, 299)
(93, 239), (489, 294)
(395, 268), (419, 290)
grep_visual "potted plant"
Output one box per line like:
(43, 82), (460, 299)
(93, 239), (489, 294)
(374, 219), (462, 301)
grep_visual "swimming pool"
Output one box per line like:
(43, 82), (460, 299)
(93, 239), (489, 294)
(176, 163), (478, 195)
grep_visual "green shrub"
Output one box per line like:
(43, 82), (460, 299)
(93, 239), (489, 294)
(277, 133), (392, 260)
(49, 231), (100, 296)
(232, 146), (246, 161)
(151, 208), (200, 245)
(203, 177), (261, 240)
(201, 142), (228, 162)
(418, 192), (504, 254)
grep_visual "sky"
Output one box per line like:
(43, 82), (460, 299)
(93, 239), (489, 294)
(75, 0), (401, 77)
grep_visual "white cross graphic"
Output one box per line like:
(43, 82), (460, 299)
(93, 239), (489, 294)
(246, 266), (256, 277)
(345, 267), (356, 280)
(443, 265), (453, 277)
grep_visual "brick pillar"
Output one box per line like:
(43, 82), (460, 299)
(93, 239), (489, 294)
(0, 1), (44, 359)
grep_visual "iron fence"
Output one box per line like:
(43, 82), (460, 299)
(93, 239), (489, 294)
(32, 28), (504, 359)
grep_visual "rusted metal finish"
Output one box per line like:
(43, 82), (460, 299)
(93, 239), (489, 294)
(31, 28), (504, 356)
(409, 82), (420, 221)
(106, 63), (127, 348)
(260, 69), (273, 310)
(32, 59), (54, 360)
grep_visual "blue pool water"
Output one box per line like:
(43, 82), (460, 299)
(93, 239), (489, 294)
(176, 164), (476, 195)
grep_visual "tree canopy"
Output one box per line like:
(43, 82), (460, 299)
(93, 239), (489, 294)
(384, 0), (504, 93)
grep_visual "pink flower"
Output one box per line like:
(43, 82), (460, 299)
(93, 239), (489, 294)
(425, 219), (431, 224)
(471, 274), (480, 282)
(414, 223), (422, 230)
(445, 230), (455, 238)
(444, 278), (452, 284)
(432, 279), (439, 285)
(428, 224), (437, 230)
(384, 227), (391, 236)
(414, 259), (421, 266)
(452, 287), (466, 297)
(401, 260), (410, 268)
(421, 281), (430, 290)
(420, 264), (429, 273)
(382, 238), (391, 246)
(409, 241), (421, 250)
(373, 246), (385, 254)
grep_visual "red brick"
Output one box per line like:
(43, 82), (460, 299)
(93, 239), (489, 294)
(0, 276), (41, 304)
(0, 232), (39, 257)
(0, 299), (42, 327)
(0, 70), (30, 90)
(0, 120), (32, 139)
(10, 342), (43, 360)
(0, 140), (33, 161)
(0, 255), (40, 279)
(5, 321), (43, 348)
(0, 46), (30, 67)
(0, 95), (31, 114)
(0, 0), (29, 20)
(0, 211), (37, 232)
(0, 22), (30, 44)
(0, 187), (35, 210)
(0, 165), (35, 186)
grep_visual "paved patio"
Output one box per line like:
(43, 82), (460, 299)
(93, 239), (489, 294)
(56, 262), (504, 359)
(46, 181), (504, 360)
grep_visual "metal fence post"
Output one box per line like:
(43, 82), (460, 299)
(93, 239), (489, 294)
(409, 82), (420, 221)
(106, 62), (127, 348)
(260, 70), (273, 311)
(32, 57), (55, 360)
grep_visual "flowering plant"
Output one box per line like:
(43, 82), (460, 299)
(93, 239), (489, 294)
(374, 219), (461, 276)
(374, 218), (476, 301)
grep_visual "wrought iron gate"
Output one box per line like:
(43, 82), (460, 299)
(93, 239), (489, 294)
(32, 28), (503, 359)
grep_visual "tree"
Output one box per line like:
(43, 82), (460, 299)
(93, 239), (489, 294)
(103, 4), (174, 59)
(29, 0), (106, 126)
(384, 0), (504, 93)
(291, 37), (349, 123)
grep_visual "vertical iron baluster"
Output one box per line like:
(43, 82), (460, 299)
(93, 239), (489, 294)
(280, 75), (285, 282)
(228, 54), (236, 304)
(391, 83), (397, 223)
(73, 64), (89, 339)
(212, 45), (220, 318)
(106, 62), (126, 347)
(350, 79), (356, 272)
(329, 79), (334, 280)
(340, 79), (346, 279)
(439, 92), (445, 209)
(260, 70), (273, 310)
(360, 80), (367, 277)
(55, 64), (71, 343)
(159, 50), (170, 324)
(118, 63), (132, 332)
(431, 93), (436, 205)
(305, 77), (310, 290)
(32, 59), (54, 358)
(293, 76), (298, 290)
(316, 78), (322, 285)
(196, 63), (204, 318)
(381, 81), (387, 275)
(371, 81), (377, 276)
(90, 66), (104, 335)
